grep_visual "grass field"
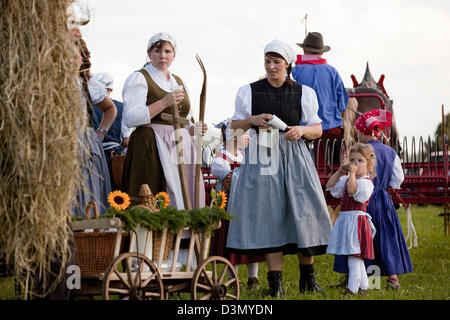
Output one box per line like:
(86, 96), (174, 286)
(1, 204), (448, 300)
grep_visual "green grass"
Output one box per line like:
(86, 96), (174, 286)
(1, 205), (448, 300)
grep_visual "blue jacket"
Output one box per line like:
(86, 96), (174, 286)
(293, 58), (348, 131)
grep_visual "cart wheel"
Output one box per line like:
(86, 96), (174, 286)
(102, 252), (164, 300)
(191, 256), (240, 300)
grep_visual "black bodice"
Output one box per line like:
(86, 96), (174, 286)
(250, 78), (302, 130)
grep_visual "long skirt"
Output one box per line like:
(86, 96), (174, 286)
(209, 168), (265, 265)
(73, 128), (112, 217)
(226, 133), (332, 256)
(333, 188), (413, 275)
(122, 124), (205, 210)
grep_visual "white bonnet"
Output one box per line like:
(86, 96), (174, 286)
(147, 32), (177, 54)
(92, 72), (114, 90)
(264, 39), (296, 65)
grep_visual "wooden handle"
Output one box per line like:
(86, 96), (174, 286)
(84, 200), (99, 220)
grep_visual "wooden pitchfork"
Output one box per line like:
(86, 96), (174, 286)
(194, 54), (207, 210)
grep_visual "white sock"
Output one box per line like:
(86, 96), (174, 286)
(228, 264), (239, 279)
(359, 259), (368, 290)
(246, 262), (259, 279)
(347, 256), (362, 294)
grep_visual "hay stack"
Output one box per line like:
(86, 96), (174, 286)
(0, 0), (85, 298)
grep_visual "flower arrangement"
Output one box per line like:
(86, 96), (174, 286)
(101, 187), (233, 234)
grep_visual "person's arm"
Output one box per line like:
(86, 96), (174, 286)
(326, 165), (348, 190)
(389, 154), (404, 189)
(229, 84), (273, 132)
(95, 97), (117, 140)
(88, 78), (117, 140)
(122, 72), (184, 128)
(285, 85), (322, 141)
(346, 164), (358, 195)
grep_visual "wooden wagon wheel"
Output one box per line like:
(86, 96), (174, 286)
(102, 252), (164, 300)
(191, 256), (240, 300)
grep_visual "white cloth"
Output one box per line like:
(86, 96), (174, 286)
(231, 83), (322, 126)
(327, 175), (374, 204)
(87, 77), (107, 105)
(92, 72), (114, 90)
(264, 39), (297, 64)
(147, 32), (177, 53)
(390, 155), (404, 189)
(122, 62), (193, 129)
(347, 256), (368, 294)
(210, 148), (244, 180)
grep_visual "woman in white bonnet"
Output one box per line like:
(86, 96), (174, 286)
(226, 39), (332, 297)
(121, 32), (207, 211)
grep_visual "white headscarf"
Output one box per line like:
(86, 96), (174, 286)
(264, 39), (296, 65)
(147, 32), (177, 54)
(92, 72), (114, 90)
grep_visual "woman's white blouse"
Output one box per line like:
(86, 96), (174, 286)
(210, 147), (244, 180)
(88, 77), (107, 105)
(390, 155), (404, 189)
(231, 83), (322, 126)
(328, 175), (374, 204)
(121, 62), (193, 128)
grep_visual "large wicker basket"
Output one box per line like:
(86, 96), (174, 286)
(152, 230), (174, 261)
(73, 201), (120, 278)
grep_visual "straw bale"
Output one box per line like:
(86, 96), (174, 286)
(0, 0), (86, 298)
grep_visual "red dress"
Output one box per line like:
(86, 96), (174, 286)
(340, 178), (375, 259)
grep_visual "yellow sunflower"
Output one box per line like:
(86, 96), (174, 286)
(107, 190), (131, 211)
(216, 190), (228, 209)
(155, 191), (170, 208)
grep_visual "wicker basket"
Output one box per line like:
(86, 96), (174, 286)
(73, 201), (120, 278)
(110, 150), (126, 188)
(152, 230), (174, 261)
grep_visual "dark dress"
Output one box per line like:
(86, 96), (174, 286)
(333, 140), (413, 276)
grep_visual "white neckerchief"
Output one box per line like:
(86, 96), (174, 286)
(144, 62), (177, 92)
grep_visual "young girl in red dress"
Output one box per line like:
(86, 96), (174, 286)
(326, 143), (377, 294)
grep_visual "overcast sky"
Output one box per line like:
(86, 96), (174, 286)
(78, 0), (450, 140)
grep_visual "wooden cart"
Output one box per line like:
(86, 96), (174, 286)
(71, 210), (239, 300)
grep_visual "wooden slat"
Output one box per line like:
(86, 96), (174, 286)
(157, 228), (168, 271)
(171, 231), (182, 272)
(185, 231), (196, 272)
(70, 217), (123, 231)
(160, 113), (190, 126)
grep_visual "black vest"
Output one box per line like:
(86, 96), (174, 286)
(250, 78), (302, 131)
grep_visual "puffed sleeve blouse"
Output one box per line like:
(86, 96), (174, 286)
(121, 62), (194, 129)
(327, 175), (374, 204)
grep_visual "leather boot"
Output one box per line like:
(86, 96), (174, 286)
(267, 271), (284, 298)
(299, 264), (327, 295)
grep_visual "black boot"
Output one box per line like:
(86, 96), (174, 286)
(267, 271), (284, 298)
(299, 264), (327, 295)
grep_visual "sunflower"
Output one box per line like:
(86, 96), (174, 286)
(107, 190), (131, 211)
(155, 191), (170, 208)
(216, 190), (228, 209)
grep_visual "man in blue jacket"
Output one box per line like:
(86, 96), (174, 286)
(292, 32), (348, 165)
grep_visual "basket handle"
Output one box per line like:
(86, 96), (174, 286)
(84, 200), (99, 220)
(111, 150), (126, 157)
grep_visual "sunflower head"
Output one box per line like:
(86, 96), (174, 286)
(154, 191), (170, 208)
(107, 190), (131, 211)
(212, 190), (227, 210)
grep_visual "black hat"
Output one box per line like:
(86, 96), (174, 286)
(297, 32), (330, 53)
